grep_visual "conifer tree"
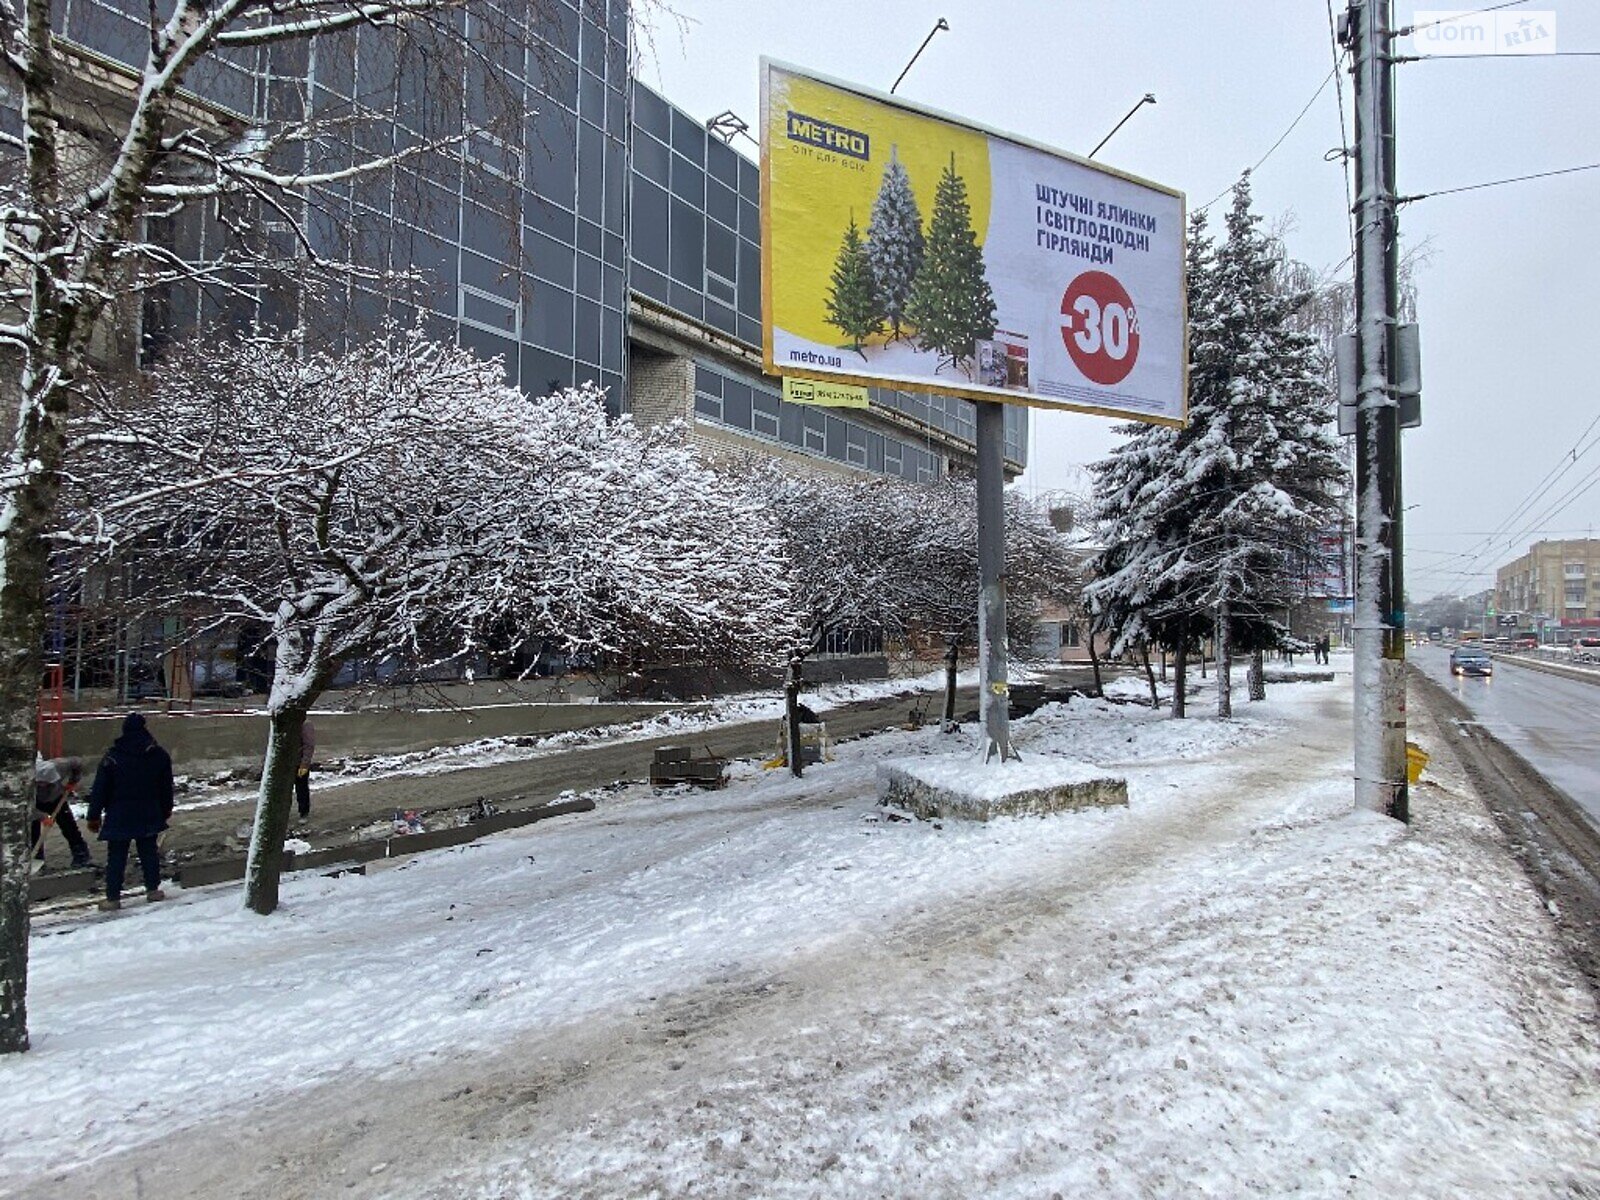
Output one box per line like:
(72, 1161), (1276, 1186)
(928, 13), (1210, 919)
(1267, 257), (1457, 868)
(825, 213), (884, 360)
(907, 155), (996, 372)
(865, 149), (925, 343)
(1086, 179), (1344, 719)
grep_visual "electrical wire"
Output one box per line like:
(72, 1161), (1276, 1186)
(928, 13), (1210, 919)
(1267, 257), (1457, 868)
(1411, 409), (1600, 584)
(1325, 0), (1356, 257)
(1393, 0), (1529, 38)
(1196, 66), (1338, 213)
(1399, 161), (1600, 204)
(1401, 51), (1600, 61)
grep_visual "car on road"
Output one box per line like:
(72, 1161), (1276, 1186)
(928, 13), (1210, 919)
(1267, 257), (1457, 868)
(1450, 647), (1494, 677)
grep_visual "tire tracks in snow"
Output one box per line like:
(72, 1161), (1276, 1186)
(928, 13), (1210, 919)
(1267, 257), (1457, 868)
(12, 691), (1358, 1200)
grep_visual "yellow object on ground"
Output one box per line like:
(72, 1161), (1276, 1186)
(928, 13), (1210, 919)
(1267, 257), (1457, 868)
(1406, 742), (1430, 785)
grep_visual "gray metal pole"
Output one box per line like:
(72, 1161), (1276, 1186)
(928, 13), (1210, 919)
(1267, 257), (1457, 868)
(975, 399), (1014, 762)
(1347, 0), (1408, 820)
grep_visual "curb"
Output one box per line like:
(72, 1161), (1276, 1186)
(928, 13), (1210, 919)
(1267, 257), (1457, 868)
(1490, 653), (1600, 688)
(28, 797), (596, 904)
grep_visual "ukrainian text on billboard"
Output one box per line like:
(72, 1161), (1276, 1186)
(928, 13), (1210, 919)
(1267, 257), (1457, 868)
(761, 61), (1187, 426)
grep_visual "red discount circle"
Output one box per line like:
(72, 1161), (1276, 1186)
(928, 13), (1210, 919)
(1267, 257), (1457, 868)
(1059, 271), (1140, 386)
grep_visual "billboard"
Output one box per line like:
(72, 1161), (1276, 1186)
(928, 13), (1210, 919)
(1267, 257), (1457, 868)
(760, 60), (1187, 426)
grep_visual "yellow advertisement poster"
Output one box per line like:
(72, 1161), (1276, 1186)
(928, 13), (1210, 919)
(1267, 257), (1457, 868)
(760, 60), (1187, 426)
(782, 378), (871, 408)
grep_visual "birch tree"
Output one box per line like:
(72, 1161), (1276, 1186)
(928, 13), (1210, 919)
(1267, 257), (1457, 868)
(0, 0), (550, 1051)
(62, 329), (795, 916)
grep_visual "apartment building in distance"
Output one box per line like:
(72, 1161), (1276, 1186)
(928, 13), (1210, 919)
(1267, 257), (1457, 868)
(1495, 539), (1600, 632)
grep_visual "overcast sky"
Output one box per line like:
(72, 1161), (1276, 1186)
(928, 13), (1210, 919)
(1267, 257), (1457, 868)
(637, 1), (1600, 600)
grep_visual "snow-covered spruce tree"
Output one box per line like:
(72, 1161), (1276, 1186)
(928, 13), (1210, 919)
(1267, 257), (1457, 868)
(825, 214), (884, 360)
(1088, 183), (1344, 719)
(1200, 174), (1344, 710)
(63, 330), (794, 915)
(1085, 213), (1218, 717)
(865, 150), (925, 343)
(906, 155), (996, 373)
(0, 0), (549, 1052)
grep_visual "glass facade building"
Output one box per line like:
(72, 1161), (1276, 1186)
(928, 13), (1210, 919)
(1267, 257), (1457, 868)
(26, 1), (1026, 474)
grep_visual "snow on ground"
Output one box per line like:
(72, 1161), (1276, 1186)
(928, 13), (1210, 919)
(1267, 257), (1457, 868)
(5, 666), (1598, 1197)
(171, 665), (995, 811)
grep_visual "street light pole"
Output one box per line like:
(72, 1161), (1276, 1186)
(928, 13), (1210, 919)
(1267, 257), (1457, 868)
(1345, 0), (1408, 821)
(891, 18), (950, 95)
(1089, 93), (1156, 159)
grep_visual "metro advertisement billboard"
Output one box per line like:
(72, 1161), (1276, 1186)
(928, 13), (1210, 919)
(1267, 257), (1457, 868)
(760, 60), (1187, 426)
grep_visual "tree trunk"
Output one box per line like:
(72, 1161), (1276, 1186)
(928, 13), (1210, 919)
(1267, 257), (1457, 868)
(1249, 648), (1266, 702)
(783, 652), (804, 778)
(1140, 643), (1158, 708)
(242, 704), (310, 915)
(1171, 643), (1184, 720)
(1085, 630), (1105, 698)
(0, 370), (69, 1053)
(942, 635), (960, 731)
(1216, 603), (1233, 719)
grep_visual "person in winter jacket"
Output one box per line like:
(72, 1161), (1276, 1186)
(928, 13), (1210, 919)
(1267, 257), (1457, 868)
(31, 756), (92, 872)
(295, 719), (316, 820)
(87, 713), (174, 910)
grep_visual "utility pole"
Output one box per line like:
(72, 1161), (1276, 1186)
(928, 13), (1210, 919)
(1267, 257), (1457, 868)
(975, 399), (1015, 761)
(1344, 0), (1408, 821)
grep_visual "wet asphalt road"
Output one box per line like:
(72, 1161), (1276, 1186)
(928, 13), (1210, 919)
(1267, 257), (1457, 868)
(1411, 643), (1600, 827)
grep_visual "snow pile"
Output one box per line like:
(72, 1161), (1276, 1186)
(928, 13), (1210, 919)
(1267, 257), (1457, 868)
(880, 753), (1113, 800)
(4, 673), (1597, 1197)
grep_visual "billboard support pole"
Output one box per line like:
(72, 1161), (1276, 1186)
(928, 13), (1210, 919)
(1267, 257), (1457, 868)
(1346, 0), (1408, 821)
(975, 399), (1015, 762)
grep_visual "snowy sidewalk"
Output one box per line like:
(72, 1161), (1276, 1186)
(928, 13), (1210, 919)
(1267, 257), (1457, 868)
(3, 671), (1598, 1198)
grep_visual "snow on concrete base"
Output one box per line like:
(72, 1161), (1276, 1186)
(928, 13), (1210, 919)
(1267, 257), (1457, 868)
(877, 754), (1128, 821)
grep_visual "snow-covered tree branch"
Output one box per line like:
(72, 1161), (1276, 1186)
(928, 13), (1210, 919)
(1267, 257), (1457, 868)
(0, 0), (556, 1052)
(61, 329), (796, 916)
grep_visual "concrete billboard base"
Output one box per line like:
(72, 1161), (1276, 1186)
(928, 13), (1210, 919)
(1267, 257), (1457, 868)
(876, 756), (1128, 822)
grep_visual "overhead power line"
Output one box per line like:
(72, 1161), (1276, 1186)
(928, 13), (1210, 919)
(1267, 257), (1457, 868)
(1393, 0), (1529, 38)
(1197, 66), (1338, 213)
(1399, 50), (1600, 61)
(1398, 161), (1600, 204)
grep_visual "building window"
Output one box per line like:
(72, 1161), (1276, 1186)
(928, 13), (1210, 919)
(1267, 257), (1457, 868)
(459, 285), (520, 339)
(1063, 622), (1081, 649)
(820, 627), (884, 657)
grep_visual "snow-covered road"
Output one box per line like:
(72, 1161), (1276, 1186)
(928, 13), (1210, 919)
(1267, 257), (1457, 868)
(3, 670), (1597, 1198)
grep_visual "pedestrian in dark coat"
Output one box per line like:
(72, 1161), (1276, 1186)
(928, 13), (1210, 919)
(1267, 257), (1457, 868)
(86, 713), (174, 910)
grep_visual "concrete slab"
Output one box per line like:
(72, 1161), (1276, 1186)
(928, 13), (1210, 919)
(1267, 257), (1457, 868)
(877, 756), (1128, 822)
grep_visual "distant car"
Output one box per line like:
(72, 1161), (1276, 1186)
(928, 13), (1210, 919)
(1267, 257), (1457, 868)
(1450, 647), (1493, 677)
(1514, 636), (1538, 650)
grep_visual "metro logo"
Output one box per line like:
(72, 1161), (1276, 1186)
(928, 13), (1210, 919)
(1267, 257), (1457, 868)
(785, 111), (870, 161)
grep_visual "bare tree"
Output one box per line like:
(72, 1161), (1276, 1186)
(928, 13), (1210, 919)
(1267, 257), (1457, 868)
(0, 0), (557, 1051)
(62, 329), (796, 916)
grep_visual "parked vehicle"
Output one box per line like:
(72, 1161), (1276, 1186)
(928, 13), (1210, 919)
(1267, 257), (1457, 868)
(1450, 647), (1493, 677)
